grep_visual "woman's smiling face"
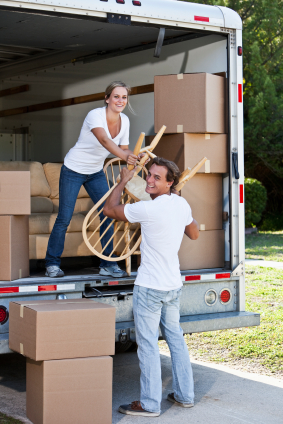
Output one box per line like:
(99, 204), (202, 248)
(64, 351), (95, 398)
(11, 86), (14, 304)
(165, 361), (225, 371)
(106, 87), (128, 113)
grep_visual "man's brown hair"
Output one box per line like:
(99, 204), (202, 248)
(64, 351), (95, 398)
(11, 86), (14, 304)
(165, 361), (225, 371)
(151, 157), (181, 192)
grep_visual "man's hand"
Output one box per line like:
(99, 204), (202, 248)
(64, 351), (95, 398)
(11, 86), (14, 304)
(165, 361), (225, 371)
(120, 167), (135, 185)
(137, 152), (150, 165)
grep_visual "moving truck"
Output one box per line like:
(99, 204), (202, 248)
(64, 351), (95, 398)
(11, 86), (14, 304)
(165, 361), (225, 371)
(0, 0), (259, 354)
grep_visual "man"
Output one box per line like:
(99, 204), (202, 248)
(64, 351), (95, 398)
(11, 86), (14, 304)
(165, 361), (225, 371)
(103, 157), (199, 417)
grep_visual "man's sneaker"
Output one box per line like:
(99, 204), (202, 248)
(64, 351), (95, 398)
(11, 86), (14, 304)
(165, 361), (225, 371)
(99, 265), (127, 278)
(167, 393), (194, 408)
(119, 401), (160, 417)
(45, 266), (64, 278)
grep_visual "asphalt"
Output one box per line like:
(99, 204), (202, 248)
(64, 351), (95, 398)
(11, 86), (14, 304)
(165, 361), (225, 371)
(0, 350), (283, 424)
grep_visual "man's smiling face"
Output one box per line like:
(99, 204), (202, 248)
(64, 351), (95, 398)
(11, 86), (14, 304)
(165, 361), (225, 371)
(145, 164), (173, 199)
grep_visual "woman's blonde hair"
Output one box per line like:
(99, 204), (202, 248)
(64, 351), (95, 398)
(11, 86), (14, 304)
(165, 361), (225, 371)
(104, 81), (135, 114)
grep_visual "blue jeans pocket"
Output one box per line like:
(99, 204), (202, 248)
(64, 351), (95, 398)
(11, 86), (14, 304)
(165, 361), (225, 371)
(146, 289), (164, 313)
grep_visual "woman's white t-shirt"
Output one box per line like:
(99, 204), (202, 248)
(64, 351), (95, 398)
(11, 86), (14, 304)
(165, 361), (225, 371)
(124, 194), (193, 291)
(64, 106), (130, 174)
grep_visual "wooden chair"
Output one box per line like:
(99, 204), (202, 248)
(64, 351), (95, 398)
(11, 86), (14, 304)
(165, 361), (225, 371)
(82, 125), (207, 275)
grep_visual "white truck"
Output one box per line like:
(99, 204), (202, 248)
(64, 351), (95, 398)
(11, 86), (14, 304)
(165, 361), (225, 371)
(0, 0), (259, 354)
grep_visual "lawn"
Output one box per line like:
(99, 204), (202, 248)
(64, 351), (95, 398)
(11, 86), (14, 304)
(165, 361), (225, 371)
(245, 230), (283, 262)
(0, 413), (23, 424)
(159, 265), (283, 378)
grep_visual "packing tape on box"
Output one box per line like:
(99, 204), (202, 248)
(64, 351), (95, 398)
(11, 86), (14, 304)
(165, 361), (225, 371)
(205, 134), (211, 139)
(19, 269), (22, 279)
(177, 74), (183, 79)
(200, 224), (206, 231)
(177, 125), (183, 133)
(19, 301), (88, 318)
(20, 343), (24, 355)
(205, 160), (210, 173)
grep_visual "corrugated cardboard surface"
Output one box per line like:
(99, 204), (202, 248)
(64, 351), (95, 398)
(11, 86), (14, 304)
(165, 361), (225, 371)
(154, 73), (225, 134)
(0, 171), (31, 215)
(0, 215), (29, 281)
(9, 299), (116, 360)
(179, 230), (225, 270)
(26, 356), (112, 424)
(146, 133), (228, 173)
(181, 174), (223, 231)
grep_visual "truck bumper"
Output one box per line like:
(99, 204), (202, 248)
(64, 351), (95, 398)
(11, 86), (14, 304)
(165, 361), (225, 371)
(1, 312), (260, 352)
(115, 311), (260, 342)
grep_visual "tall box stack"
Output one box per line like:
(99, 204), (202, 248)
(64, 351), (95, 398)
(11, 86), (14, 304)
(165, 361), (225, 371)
(149, 72), (227, 270)
(0, 171), (30, 280)
(9, 299), (115, 424)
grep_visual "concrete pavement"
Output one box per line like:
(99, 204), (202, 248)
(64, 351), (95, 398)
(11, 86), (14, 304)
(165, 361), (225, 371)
(1, 350), (283, 424)
(245, 259), (283, 268)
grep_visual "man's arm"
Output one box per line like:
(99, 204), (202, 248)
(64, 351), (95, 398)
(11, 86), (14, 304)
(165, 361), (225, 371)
(103, 167), (135, 222)
(184, 219), (199, 240)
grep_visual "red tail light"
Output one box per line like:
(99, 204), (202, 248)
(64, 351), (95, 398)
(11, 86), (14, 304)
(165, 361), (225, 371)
(220, 289), (231, 303)
(116, 0), (125, 3)
(0, 306), (9, 325)
(133, 1), (141, 5)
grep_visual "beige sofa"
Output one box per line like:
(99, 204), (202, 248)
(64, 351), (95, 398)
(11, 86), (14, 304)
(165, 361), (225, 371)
(0, 161), (129, 260)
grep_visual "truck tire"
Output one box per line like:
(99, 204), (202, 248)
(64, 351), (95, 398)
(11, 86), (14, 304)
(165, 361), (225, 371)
(115, 341), (134, 354)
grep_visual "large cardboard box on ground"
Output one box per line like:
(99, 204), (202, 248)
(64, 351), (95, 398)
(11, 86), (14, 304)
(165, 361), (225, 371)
(9, 299), (115, 360)
(154, 73), (225, 134)
(0, 215), (29, 281)
(181, 174), (223, 231)
(146, 133), (228, 174)
(0, 171), (30, 214)
(26, 356), (112, 424)
(179, 230), (225, 270)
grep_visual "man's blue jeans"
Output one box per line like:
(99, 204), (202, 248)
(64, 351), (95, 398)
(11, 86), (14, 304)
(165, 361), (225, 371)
(133, 285), (194, 413)
(45, 164), (117, 268)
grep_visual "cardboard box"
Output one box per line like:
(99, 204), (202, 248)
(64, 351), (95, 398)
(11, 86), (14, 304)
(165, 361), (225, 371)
(9, 299), (116, 360)
(0, 215), (29, 281)
(179, 230), (225, 270)
(154, 73), (225, 134)
(146, 133), (228, 174)
(181, 174), (223, 231)
(26, 356), (112, 424)
(0, 171), (30, 215)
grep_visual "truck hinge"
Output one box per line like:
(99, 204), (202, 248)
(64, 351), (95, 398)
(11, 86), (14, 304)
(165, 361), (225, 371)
(231, 261), (244, 277)
(107, 13), (131, 26)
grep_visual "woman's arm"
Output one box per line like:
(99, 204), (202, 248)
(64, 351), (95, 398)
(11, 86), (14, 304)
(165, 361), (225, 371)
(92, 127), (137, 165)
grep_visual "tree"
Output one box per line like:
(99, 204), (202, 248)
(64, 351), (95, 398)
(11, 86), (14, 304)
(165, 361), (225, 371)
(181, 0), (283, 213)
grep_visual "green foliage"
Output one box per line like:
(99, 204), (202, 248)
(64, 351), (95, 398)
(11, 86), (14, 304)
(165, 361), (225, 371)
(181, 0), (283, 212)
(245, 177), (267, 227)
(260, 213), (283, 231)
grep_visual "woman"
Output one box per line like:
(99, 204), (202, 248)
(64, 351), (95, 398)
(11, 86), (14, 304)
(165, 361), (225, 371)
(45, 81), (138, 278)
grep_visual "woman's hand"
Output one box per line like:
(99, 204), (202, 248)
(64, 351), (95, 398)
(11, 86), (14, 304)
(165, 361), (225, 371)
(126, 153), (138, 166)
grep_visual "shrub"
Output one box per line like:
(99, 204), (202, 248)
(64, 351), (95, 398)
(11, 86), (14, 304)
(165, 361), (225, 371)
(245, 178), (267, 228)
(260, 212), (283, 231)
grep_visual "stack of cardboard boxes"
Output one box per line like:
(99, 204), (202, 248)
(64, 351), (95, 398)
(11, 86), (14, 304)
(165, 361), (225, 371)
(146, 73), (228, 270)
(9, 298), (115, 424)
(0, 171), (31, 280)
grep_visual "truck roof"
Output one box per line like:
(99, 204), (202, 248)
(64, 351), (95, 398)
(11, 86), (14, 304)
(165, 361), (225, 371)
(1, 0), (242, 30)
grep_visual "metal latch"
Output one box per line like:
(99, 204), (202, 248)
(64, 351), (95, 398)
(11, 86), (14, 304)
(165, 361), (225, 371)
(107, 13), (131, 25)
(232, 152), (240, 179)
(119, 329), (128, 344)
(231, 261), (244, 277)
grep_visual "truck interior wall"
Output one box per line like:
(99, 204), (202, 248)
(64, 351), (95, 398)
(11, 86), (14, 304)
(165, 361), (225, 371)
(0, 34), (227, 162)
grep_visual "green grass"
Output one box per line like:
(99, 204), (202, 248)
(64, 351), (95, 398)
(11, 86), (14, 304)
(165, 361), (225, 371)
(245, 231), (283, 262)
(181, 266), (283, 376)
(0, 413), (23, 424)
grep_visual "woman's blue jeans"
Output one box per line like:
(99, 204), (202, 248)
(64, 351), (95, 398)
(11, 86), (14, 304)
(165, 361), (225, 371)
(133, 285), (194, 413)
(45, 164), (117, 268)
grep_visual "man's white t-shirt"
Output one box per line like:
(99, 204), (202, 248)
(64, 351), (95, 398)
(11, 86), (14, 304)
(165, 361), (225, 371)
(124, 194), (193, 291)
(64, 106), (129, 174)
